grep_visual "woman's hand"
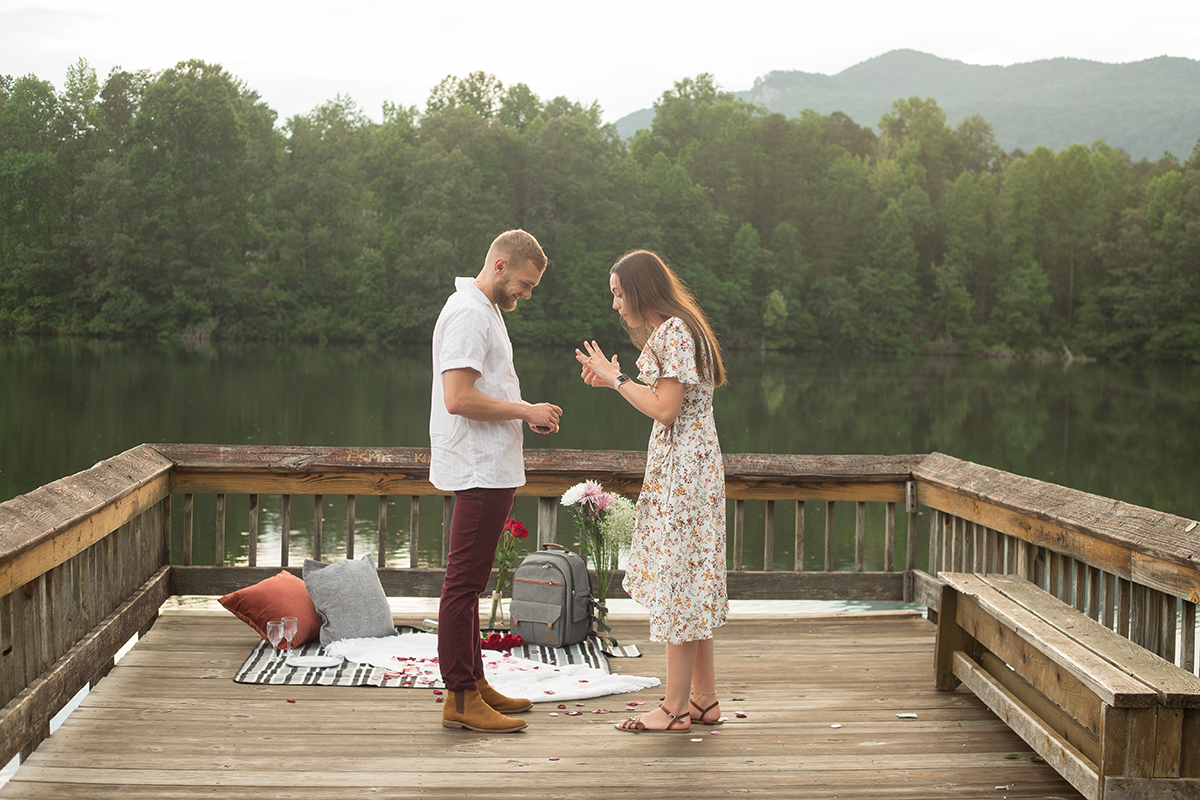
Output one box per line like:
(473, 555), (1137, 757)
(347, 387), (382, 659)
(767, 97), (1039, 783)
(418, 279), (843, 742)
(575, 340), (621, 389)
(576, 339), (683, 426)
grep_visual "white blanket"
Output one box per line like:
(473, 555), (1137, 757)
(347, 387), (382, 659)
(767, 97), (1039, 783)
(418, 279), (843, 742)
(325, 632), (659, 703)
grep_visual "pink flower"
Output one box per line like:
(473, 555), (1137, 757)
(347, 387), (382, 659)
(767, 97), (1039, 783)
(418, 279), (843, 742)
(579, 480), (603, 505)
(579, 481), (615, 516)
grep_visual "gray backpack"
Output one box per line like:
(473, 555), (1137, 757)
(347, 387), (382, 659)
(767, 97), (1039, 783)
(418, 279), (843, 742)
(509, 543), (593, 647)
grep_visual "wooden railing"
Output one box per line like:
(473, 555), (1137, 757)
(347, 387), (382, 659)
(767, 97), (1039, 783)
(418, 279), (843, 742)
(157, 445), (924, 602)
(910, 452), (1200, 672)
(0, 445), (173, 766)
(0, 443), (1197, 772)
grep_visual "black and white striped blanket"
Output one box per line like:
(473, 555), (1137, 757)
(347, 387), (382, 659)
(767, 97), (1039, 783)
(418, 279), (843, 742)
(234, 628), (641, 690)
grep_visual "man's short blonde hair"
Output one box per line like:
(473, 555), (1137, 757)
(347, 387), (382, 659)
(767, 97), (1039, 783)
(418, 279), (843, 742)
(488, 229), (547, 272)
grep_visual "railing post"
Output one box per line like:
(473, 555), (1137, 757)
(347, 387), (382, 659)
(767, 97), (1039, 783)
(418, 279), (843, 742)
(764, 500), (775, 572)
(313, 495), (323, 561)
(1182, 600), (1197, 674)
(854, 502), (865, 572)
(905, 481), (917, 573)
(409, 496), (420, 569)
(214, 494), (226, 567)
(1016, 539), (1033, 582)
(377, 496), (388, 568)
(794, 500), (805, 573)
(161, 494), (171, 568)
(182, 494), (193, 567)
(281, 495), (291, 568)
(537, 496), (558, 546)
(1102, 572), (1117, 630)
(247, 495), (258, 568)
(885, 502), (895, 573)
(1117, 577), (1132, 638)
(824, 501), (835, 572)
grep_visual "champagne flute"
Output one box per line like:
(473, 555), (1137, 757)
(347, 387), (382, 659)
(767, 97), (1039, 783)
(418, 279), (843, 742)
(281, 616), (298, 659)
(266, 620), (284, 664)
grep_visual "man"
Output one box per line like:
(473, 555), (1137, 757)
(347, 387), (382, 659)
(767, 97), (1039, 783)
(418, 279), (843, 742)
(429, 229), (562, 732)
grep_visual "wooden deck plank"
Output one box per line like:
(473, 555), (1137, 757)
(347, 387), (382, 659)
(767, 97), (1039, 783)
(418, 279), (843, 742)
(1, 612), (1084, 800)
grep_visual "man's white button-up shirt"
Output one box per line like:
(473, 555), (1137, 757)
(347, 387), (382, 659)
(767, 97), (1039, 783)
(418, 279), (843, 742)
(429, 277), (525, 492)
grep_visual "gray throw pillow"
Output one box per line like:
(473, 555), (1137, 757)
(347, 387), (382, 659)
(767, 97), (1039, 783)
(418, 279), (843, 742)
(302, 553), (396, 646)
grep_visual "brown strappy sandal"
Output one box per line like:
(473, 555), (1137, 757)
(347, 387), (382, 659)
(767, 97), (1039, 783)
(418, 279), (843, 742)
(614, 705), (691, 733)
(690, 692), (726, 725)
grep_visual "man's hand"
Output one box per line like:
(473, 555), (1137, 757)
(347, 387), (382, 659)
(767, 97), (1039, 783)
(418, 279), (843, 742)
(526, 402), (563, 433)
(444, 368), (561, 432)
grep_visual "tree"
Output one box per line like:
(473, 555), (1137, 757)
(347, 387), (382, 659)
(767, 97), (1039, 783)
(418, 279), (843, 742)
(761, 289), (789, 349)
(426, 71), (505, 120)
(810, 275), (861, 351)
(954, 114), (1005, 177)
(877, 96), (961, 204)
(265, 95), (376, 339)
(814, 110), (876, 160)
(0, 75), (71, 330)
(990, 259), (1051, 351)
(84, 60), (277, 335)
(930, 252), (974, 344)
(497, 83), (542, 131)
(941, 170), (1001, 322)
(721, 222), (774, 344)
(1085, 167), (1200, 361)
(857, 199), (919, 351)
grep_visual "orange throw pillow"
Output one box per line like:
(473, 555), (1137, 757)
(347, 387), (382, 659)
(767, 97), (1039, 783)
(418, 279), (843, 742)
(218, 570), (322, 646)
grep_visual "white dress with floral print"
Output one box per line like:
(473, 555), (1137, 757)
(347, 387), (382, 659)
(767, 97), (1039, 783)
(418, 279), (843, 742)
(622, 317), (728, 644)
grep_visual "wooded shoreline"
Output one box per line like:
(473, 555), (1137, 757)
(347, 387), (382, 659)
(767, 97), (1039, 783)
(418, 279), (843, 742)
(3, 63), (1199, 362)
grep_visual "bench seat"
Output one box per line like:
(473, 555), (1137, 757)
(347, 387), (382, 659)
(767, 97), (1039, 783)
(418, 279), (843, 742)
(935, 572), (1200, 800)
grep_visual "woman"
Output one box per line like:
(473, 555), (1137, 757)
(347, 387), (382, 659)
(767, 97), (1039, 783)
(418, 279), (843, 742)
(576, 249), (727, 733)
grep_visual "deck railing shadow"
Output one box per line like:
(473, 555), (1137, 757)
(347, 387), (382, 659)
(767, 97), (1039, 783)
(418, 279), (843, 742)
(0, 444), (1196, 772)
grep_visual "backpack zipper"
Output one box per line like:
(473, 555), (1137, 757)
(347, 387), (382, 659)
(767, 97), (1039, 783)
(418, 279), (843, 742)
(514, 577), (564, 587)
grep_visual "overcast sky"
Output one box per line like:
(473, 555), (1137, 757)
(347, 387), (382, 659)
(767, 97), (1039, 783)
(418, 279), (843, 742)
(3, 0), (1199, 127)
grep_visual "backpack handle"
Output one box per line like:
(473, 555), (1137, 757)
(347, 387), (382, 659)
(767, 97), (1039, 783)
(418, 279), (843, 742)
(539, 541), (585, 565)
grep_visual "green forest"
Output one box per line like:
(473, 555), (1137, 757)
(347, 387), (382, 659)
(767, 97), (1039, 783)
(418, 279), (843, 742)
(2, 59), (1199, 361)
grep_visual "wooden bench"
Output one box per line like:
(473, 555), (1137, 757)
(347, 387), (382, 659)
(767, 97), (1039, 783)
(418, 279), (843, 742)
(935, 572), (1200, 800)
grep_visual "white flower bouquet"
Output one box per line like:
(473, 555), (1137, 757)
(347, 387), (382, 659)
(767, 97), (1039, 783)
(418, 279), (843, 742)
(560, 480), (635, 624)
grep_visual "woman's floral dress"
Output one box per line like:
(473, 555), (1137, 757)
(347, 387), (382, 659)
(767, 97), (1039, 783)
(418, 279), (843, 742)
(622, 317), (727, 643)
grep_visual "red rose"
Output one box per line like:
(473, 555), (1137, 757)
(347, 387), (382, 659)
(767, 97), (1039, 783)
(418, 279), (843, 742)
(480, 632), (524, 650)
(503, 518), (529, 539)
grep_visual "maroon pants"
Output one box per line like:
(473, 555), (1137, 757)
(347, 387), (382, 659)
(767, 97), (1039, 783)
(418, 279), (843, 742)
(437, 487), (516, 692)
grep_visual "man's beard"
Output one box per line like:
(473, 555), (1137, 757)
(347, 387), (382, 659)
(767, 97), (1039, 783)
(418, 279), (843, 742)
(493, 277), (520, 310)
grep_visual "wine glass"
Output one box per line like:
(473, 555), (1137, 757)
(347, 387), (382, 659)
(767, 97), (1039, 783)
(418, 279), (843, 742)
(266, 621), (284, 663)
(281, 616), (298, 658)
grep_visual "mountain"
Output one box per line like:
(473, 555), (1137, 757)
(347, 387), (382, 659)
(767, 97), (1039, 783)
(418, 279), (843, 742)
(613, 50), (1200, 161)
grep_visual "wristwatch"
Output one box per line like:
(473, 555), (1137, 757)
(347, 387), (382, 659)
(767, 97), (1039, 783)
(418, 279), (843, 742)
(614, 373), (632, 389)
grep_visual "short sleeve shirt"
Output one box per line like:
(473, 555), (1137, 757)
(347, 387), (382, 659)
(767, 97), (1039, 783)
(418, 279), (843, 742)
(429, 277), (525, 491)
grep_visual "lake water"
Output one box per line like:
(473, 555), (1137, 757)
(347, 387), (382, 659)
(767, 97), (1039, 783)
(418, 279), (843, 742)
(5, 337), (1198, 516)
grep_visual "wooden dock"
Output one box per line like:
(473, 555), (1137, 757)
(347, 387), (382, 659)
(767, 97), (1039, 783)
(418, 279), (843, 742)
(0, 611), (1082, 799)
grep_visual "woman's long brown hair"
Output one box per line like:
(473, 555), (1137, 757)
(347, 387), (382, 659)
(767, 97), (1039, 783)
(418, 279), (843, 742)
(611, 250), (726, 387)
